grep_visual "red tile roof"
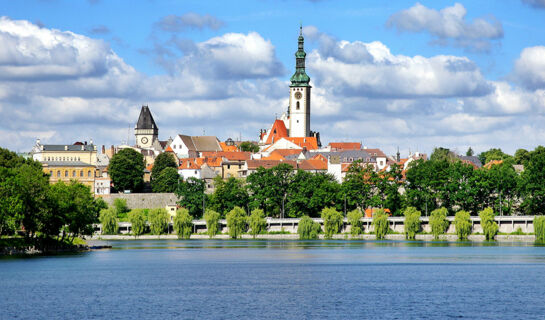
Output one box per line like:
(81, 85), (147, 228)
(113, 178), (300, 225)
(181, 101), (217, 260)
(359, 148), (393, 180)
(270, 149), (303, 157)
(365, 148), (387, 158)
(329, 142), (361, 151)
(219, 142), (238, 152)
(201, 151), (251, 161)
(265, 120), (289, 144)
(246, 159), (297, 170)
(284, 137), (318, 150)
(165, 145), (174, 153)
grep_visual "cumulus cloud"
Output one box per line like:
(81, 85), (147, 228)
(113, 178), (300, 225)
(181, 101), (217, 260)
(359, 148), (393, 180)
(512, 46), (545, 90)
(386, 3), (503, 52)
(156, 13), (225, 32)
(522, 0), (545, 8)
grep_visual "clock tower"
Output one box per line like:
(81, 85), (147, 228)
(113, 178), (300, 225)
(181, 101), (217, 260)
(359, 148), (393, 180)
(288, 25), (311, 138)
(135, 105), (158, 148)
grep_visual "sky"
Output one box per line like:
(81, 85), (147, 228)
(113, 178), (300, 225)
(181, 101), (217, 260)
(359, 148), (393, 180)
(1, 0), (545, 157)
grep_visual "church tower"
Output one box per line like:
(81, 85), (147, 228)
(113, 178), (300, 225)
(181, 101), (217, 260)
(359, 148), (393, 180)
(135, 105), (158, 148)
(288, 26), (311, 138)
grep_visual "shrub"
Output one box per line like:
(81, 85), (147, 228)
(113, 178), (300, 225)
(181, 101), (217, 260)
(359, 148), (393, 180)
(321, 207), (343, 239)
(347, 209), (363, 236)
(128, 209), (146, 237)
(173, 208), (193, 239)
(479, 207), (498, 241)
(247, 209), (267, 238)
(297, 216), (321, 240)
(226, 206), (247, 239)
(373, 209), (389, 240)
(148, 208), (169, 235)
(429, 207), (449, 240)
(113, 198), (129, 220)
(204, 209), (221, 238)
(99, 208), (118, 235)
(454, 210), (472, 240)
(403, 207), (421, 240)
(535, 216), (545, 242)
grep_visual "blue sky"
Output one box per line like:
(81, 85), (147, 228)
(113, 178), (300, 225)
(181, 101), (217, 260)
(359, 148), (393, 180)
(1, 0), (545, 156)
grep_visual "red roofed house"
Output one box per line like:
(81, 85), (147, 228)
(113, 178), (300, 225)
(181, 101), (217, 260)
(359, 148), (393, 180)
(329, 142), (361, 151)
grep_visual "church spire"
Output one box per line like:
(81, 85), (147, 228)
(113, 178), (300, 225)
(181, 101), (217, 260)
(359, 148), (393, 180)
(290, 25), (310, 87)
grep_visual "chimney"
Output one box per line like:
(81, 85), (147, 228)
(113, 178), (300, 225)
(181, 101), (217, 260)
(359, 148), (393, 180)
(84, 141), (87, 145)
(102, 145), (105, 154)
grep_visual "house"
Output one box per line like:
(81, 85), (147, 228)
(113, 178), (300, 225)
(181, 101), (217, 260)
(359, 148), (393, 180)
(239, 159), (297, 177)
(32, 139), (98, 165)
(178, 158), (202, 180)
(328, 142), (362, 152)
(170, 135), (222, 159)
(94, 177), (111, 195)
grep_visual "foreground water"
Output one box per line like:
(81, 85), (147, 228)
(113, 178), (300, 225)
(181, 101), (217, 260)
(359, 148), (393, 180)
(1, 240), (545, 319)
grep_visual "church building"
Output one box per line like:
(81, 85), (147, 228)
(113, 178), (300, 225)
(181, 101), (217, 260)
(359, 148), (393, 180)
(135, 105), (159, 149)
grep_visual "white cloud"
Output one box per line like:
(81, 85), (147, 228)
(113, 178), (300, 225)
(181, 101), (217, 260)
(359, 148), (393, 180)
(386, 3), (503, 51)
(513, 46), (545, 90)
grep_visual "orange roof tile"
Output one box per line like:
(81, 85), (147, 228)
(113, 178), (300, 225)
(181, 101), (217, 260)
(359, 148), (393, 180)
(219, 142), (238, 152)
(329, 142), (361, 151)
(146, 163), (153, 171)
(246, 159), (297, 170)
(165, 145), (174, 153)
(284, 137), (318, 150)
(310, 154), (328, 162)
(265, 120), (289, 144)
(202, 151), (252, 161)
(364, 208), (391, 218)
(483, 159), (503, 169)
(364, 148), (387, 157)
(179, 159), (200, 170)
(299, 159), (328, 171)
(270, 149), (303, 157)
(262, 153), (285, 160)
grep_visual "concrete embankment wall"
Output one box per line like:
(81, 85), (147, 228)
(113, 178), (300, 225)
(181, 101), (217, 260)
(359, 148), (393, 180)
(101, 193), (177, 209)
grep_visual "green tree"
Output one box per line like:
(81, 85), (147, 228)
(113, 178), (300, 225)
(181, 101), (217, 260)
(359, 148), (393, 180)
(429, 208), (449, 240)
(478, 148), (512, 166)
(113, 198), (129, 220)
(151, 152), (178, 182)
(534, 216), (545, 242)
(341, 161), (372, 212)
(321, 207), (343, 239)
(246, 163), (294, 217)
(520, 146), (545, 215)
(128, 209), (146, 237)
(148, 208), (169, 235)
(287, 171), (339, 217)
(466, 147), (474, 157)
(247, 208), (267, 238)
(209, 176), (248, 216)
(403, 207), (421, 240)
(347, 209), (363, 236)
(152, 167), (180, 193)
(297, 216), (321, 240)
(226, 206), (247, 239)
(109, 148), (145, 192)
(176, 177), (206, 218)
(99, 208), (118, 235)
(204, 209), (221, 238)
(430, 147), (455, 162)
(514, 148), (530, 167)
(372, 209), (389, 240)
(454, 210), (472, 240)
(173, 208), (193, 239)
(478, 207), (498, 241)
(239, 141), (259, 153)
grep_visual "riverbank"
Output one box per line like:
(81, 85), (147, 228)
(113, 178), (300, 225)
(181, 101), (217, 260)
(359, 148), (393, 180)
(90, 233), (536, 242)
(0, 237), (90, 256)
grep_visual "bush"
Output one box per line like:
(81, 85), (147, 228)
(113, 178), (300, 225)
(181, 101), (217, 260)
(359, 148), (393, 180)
(204, 209), (221, 238)
(148, 208), (169, 235)
(247, 209), (267, 238)
(429, 207), (449, 240)
(226, 206), (247, 239)
(454, 210), (472, 240)
(297, 216), (321, 240)
(479, 207), (498, 241)
(173, 208), (193, 239)
(321, 207), (343, 239)
(347, 209), (363, 236)
(99, 208), (118, 235)
(403, 207), (421, 240)
(535, 216), (545, 242)
(128, 209), (146, 237)
(113, 198), (129, 220)
(372, 209), (389, 240)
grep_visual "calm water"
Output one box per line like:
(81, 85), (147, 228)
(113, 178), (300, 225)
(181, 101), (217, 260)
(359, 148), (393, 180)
(1, 240), (545, 320)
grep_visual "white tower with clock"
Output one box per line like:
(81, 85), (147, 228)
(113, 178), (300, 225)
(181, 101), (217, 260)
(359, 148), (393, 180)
(135, 105), (158, 148)
(288, 26), (311, 138)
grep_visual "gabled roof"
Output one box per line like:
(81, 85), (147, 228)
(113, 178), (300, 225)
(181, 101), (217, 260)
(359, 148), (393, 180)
(179, 159), (200, 170)
(262, 153), (285, 160)
(165, 146), (174, 153)
(191, 136), (222, 152)
(364, 148), (387, 158)
(246, 159), (297, 170)
(460, 155), (483, 168)
(201, 151), (251, 161)
(284, 137), (318, 150)
(298, 159), (328, 171)
(136, 105), (158, 130)
(41, 144), (96, 152)
(265, 120), (289, 144)
(329, 142), (361, 151)
(220, 142), (238, 152)
(270, 149), (302, 158)
(177, 135), (196, 151)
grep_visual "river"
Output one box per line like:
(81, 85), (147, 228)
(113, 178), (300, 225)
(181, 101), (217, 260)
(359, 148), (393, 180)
(1, 240), (545, 319)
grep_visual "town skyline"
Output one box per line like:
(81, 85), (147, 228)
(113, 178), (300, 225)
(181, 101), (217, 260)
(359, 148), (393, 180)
(1, 0), (545, 157)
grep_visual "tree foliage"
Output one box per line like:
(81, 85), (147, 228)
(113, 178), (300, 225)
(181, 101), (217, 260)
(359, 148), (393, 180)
(208, 176), (248, 216)
(321, 207), (343, 239)
(287, 171), (339, 217)
(173, 208), (193, 239)
(204, 209), (221, 238)
(113, 198), (129, 220)
(226, 206), (247, 239)
(128, 209), (146, 237)
(176, 177), (206, 218)
(347, 209), (363, 236)
(99, 208), (118, 235)
(247, 208), (267, 238)
(403, 207), (421, 240)
(454, 210), (472, 240)
(478, 148), (512, 166)
(148, 208), (168, 235)
(152, 167), (180, 193)
(151, 152), (177, 182)
(479, 207), (498, 241)
(373, 209), (389, 240)
(429, 207), (449, 240)
(239, 141), (259, 153)
(297, 216), (321, 240)
(246, 163), (295, 217)
(109, 148), (145, 192)
(534, 216), (545, 242)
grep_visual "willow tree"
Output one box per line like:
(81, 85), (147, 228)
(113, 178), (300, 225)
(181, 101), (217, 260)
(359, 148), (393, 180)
(429, 207), (449, 240)
(128, 209), (146, 237)
(173, 208), (193, 239)
(247, 208), (267, 238)
(99, 208), (118, 235)
(373, 209), (389, 240)
(347, 209), (363, 236)
(204, 209), (221, 238)
(403, 207), (421, 240)
(321, 207), (343, 239)
(297, 216), (321, 240)
(454, 210), (472, 240)
(479, 207), (498, 241)
(149, 208), (169, 235)
(226, 206), (247, 239)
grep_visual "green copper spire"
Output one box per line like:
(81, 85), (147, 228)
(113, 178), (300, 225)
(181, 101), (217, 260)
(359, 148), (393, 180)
(290, 25), (310, 87)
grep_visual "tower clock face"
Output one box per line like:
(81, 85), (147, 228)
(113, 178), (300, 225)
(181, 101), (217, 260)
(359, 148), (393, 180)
(141, 137), (149, 144)
(294, 92), (302, 99)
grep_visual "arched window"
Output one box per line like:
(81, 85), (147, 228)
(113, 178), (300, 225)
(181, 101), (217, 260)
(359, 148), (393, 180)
(80, 171), (83, 177)
(65, 170), (68, 177)
(296, 101), (300, 110)
(57, 171), (60, 178)
(88, 171), (91, 177)
(72, 171), (76, 177)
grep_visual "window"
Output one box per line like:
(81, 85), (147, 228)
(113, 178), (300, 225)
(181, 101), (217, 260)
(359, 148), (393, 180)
(238, 165), (241, 169)
(296, 101), (300, 110)
(88, 171), (91, 177)
(80, 171), (83, 177)
(65, 171), (68, 177)
(57, 171), (60, 178)
(194, 170), (197, 174)
(49, 171), (53, 176)
(228, 165), (231, 169)
(72, 171), (76, 177)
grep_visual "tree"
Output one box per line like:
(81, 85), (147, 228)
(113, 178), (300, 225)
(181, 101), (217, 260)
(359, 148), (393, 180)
(204, 209), (221, 238)
(209, 176), (248, 216)
(151, 152), (178, 182)
(246, 163), (294, 217)
(466, 147), (474, 157)
(247, 208), (267, 238)
(226, 206), (247, 239)
(430, 147), (455, 162)
(372, 209), (389, 240)
(109, 148), (145, 192)
(341, 161), (372, 212)
(176, 177), (206, 218)
(287, 171), (339, 217)
(148, 208), (169, 235)
(128, 209), (146, 237)
(514, 148), (530, 167)
(113, 198), (129, 220)
(534, 216), (545, 242)
(152, 167), (180, 193)
(403, 207), (421, 240)
(297, 216), (321, 240)
(173, 208), (193, 239)
(321, 207), (343, 239)
(478, 148), (512, 166)
(239, 141), (259, 153)
(347, 209), (363, 236)
(520, 146), (545, 215)
(454, 210), (472, 240)
(429, 208), (449, 240)
(479, 207), (498, 241)
(99, 208), (118, 235)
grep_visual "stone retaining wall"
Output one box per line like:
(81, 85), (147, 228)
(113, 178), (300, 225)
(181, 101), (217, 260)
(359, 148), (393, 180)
(101, 193), (178, 209)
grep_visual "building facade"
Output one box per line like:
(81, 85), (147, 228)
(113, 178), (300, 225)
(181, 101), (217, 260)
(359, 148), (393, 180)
(289, 26), (311, 138)
(135, 105), (159, 149)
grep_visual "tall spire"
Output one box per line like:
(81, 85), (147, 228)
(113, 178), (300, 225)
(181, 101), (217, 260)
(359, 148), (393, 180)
(290, 25), (310, 87)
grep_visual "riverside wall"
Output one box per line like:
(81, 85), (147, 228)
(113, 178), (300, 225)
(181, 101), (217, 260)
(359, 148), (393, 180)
(101, 193), (177, 209)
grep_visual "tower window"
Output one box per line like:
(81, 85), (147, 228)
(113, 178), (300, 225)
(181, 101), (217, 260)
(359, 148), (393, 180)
(296, 101), (300, 110)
